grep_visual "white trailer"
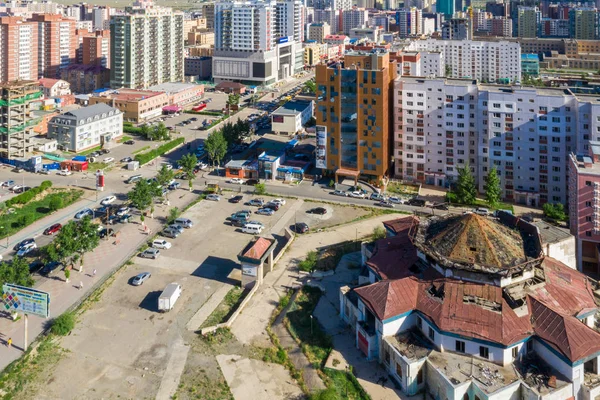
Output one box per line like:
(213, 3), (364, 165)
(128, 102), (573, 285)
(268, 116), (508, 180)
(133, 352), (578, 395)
(158, 283), (182, 312)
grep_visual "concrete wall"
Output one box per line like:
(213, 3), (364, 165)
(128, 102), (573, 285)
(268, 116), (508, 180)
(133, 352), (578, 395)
(533, 340), (582, 398)
(545, 236), (577, 270)
(426, 359), (470, 400)
(382, 312), (416, 336)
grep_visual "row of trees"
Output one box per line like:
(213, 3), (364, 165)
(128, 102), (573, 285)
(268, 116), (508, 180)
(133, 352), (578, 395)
(139, 122), (171, 141)
(452, 163), (501, 207)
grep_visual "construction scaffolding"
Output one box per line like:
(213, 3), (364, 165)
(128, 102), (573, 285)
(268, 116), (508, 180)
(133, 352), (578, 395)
(0, 80), (42, 159)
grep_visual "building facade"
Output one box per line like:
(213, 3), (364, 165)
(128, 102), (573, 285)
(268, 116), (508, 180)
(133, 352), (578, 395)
(315, 50), (397, 183)
(308, 22), (331, 43)
(569, 8), (599, 40)
(31, 14), (77, 79)
(110, 4), (184, 89)
(517, 6), (541, 38)
(0, 81), (42, 159)
(88, 89), (169, 123)
(0, 17), (38, 82)
(48, 103), (123, 152)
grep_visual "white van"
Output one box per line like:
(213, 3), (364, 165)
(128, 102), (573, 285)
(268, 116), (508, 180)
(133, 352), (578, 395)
(242, 223), (263, 234)
(174, 218), (193, 228)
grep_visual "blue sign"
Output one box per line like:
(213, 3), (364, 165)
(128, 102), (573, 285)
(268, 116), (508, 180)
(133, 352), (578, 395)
(278, 36), (290, 44)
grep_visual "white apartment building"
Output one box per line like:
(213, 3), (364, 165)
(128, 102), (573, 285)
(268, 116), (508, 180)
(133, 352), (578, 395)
(405, 39), (522, 83)
(342, 8), (368, 35)
(393, 51), (443, 78)
(110, 4), (184, 89)
(394, 77), (600, 206)
(48, 103), (123, 152)
(213, 0), (303, 85)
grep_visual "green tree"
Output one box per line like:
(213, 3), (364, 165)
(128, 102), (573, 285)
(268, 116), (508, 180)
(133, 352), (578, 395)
(52, 217), (99, 266)
(51, 312), (75, 336)
(140, 124), (151, 139)
(543, 203), (567, 221)
(0, 257), (34, 288)
(254, 183), (266, 195)
(455, 163), (477, 205)
(372, 226), (386, 240)
(49, 196), (63, 211)
(156, 164), (175, 188)
(179, 153), (197, 192)
(150, 122), (170, 141)
(167, 207), (180, 224)
(128, 179), (160, 212)
(226, 94), (240, 114)
(304, 79), (316, 94)
(205, 130), (228, 170)
(483, 166), (502, 207)
(64, 268), (70, 283)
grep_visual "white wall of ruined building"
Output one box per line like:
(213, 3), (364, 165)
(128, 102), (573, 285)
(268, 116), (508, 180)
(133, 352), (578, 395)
(533, 340), (580, 398)
(381, 338), (427, 396)
(425, 359), (471, 400)
(544, 236), (577, 270)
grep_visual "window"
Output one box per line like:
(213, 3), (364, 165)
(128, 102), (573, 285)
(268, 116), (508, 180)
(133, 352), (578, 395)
(455, 340), (465, 353)
(512, 347), (518, 359)
(479, 346), (489, 359)
(586, 181), (592, 186)
(428, 327), (435, 341)
(384, 348), (390, 365)
(396, 362), (402, 378)
(586, 201), (592, 207)
(417, 317), (422, 330)
(526, 340), (533, 353)
(417, 368), (424, 385)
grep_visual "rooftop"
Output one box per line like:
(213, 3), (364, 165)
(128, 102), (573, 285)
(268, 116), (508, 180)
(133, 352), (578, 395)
(59, 103), (119, 121)
(569, 151), (600, 175)
(92, 89), (164, 102)
(38, 78), (63, 88)
(531, 220), (572, 245)
(147, 82), (202, 94)
(384, 329), (432, 361)
(516, 353), (570, 395)
(417, 214), (537, 272)
(273, 100), (313, 116)
(427, 350), (519, 394)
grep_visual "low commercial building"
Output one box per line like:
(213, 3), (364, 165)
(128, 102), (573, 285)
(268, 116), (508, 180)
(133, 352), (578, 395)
(349, 26), (382, 44)
(521, 53), (540, 76)
(147, 82), (204, 108)
(48, 103), (122, 152)
(39, 78), (71, 98)
(271, 100), (314, 135)
(88, 89), (169, 123)
(184, 56), (212, 80)
(215, 81), (246, 95)
(224, 158), (258, 180)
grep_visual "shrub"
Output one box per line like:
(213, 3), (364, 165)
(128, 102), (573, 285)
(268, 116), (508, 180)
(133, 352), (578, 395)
(167, 207), (180, 224)
(184, 110), (223, 116)
(543, 203), (567, 221)
(5, 180), (52, 207)
(298, 251), (318, 272)
(18, 213), (34, 227)
(50, 312), (75, 336)
(372, 226), (386, 240)
(134, 137), (185, 165)
(254, 183), (266, 195)
(48, 196), (63, 211)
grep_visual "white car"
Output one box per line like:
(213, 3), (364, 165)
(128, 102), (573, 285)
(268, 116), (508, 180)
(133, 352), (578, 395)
(100, 195), (116, 205)
(160, 163), (173, 170)
(229, 178), (245, 184)
(349, 191), (366, 199)
(152, 239), (172, 249)
(388, 196), (403, 204)
(10, 185), (22, 192)
(57, 169), (72, 176)
(103, 157), (115, 163)
(272, 198), (286, 206)
(206, 194), (221, 201)
(116, 206), (130, 216)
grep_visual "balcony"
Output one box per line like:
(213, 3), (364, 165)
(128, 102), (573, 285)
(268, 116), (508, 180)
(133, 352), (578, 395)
(540, 177), (548, 184)
(506, 165), (513, 170)
(416, 149), (424, 154)
(417, 114), (424, 118)
(505, 117), (513, 122)
(539, 138), (548, 144)
(506, 145), (513, 151)
(446, 133), (453, 139)
(540, 158), (547, 164)
(506, 185), (513, 190)
(417, 123), (424, 127)
(540, 149), (547, 154)
(446, 143), (454, 148)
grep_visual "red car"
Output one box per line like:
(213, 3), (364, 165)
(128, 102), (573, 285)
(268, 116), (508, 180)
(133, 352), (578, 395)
(43, 223), (62, 235)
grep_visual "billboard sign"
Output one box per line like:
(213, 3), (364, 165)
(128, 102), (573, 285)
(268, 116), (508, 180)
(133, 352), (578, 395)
(315, 125), (327, 169)
(1, 284), (50, 318)
(278, 36), (291, 44)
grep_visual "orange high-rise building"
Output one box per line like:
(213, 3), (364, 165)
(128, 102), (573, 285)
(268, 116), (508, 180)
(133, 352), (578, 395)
(0, 17), (39, 82)
(80, 30), (110, 68)
(30, 14), (77, 78)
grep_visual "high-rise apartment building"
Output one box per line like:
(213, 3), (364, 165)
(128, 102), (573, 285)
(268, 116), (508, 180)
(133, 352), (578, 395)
(81, 30), (110, 68)
(441, 17), (471, 40)
(31, 14), (77, 79)
(0, 81), (43, 159)
(395, 8), (422, 37)
(200, 3), (215, 29)
(569, 8), (599, 40)
(405, 39), (521, 83)
(213, 0), (303, 85)
(517, 6), (541, 38)
(489, 16), (512, 37)
(110, 4), (184, 89)
(0, 17), (38, 82)
(315, 50), (397, 183)
(314, 8), (340, 33)
(436, 0), (454, 17)
(308, 22), (331, 42)
(341, 8), (368, 35)
(393, 77), (600, 206)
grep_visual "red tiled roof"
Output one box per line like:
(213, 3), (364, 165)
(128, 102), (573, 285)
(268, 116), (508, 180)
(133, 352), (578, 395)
(39, 78), (61, 88)
(355, 279), (419, 320)
(529, 296), (600, 361)
(325, 34), (348, 40)
(243, 237), (272, 260)
(366, 234), (419, 280)
(382, 216), (418, 235)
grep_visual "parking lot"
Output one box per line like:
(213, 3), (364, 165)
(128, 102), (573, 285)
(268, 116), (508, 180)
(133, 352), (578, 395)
(32, 195), (301, 399)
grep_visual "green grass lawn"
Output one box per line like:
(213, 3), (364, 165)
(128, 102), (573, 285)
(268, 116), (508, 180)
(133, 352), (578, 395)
(285, 287), (332, 367)
(118, 135), (133, 143)
(200, 287), (244, 329)
(320, 368), (371, 400)
(132, 145), (151, 155)
(0, 189), (83, 239)
(386, 182), (419, 196)
(78, 146), (102, 156)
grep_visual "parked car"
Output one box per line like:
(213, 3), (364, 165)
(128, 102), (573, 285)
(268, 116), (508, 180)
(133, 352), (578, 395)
(124, 140), (135, 145)
(16, 242), (37, 257)
(100, 195), (117, 205)
(256, 208), (275, 216)
(377, 201), (395, 208)
(13, 186), (31, 194)
(75, 208), (94, 219)
(271, 198), (286, 206)
(101, 149), (110, 154)
(474, 207), (490, 216)
(41, 261), (64, 276)
(229, 195), (244, 203)
(246, 198), (265, 207)
(121, 157), (133, 163)
(294, 222), (309, 234)
(349, 191), (366, 199)
(174, 218), (193, 228)
(206, 194), (221, 201)
(13, 238), (35, 252)
(370, 193), (386, 201)
(407, 198), (427, 207)
(131, 272), (151, 286)
(264, 202), (280, 211)
(431, 203), (449, 210)
(169, 224), (185, 234)
(116, 206), (130, 216)
(1, 180), (15, 187)
(152, 239), (172, 249)
(139, 248), (160, 259)
(103, 157), (115, 163)
(161, 227), (180, 238)
(332, 190), (347, 197)
(29, 260), (44, 273)
(388, 196), (403, 204)
(307, 207), (327, 215)
(98, 228), (115, 239)
(168, 182), (181, 190)
(228, 178), (245, 184)
(126, 175), (143, 184)
(43, 223), (62, 235)
(57, 169), (72, 176)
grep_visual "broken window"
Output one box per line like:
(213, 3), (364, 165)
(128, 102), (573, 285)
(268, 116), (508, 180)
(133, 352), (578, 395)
(396, 362), (403, 378)
(479, 346), (489, 359)
(455, 340), (465, 353)
(512, 346), (518, 359)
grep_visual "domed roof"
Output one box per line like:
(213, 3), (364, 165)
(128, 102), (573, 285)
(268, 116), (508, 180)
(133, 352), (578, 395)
(422, 213), (531, 270)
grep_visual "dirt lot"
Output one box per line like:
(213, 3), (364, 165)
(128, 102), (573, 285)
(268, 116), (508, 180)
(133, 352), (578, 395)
(297, 201), (377, 231)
